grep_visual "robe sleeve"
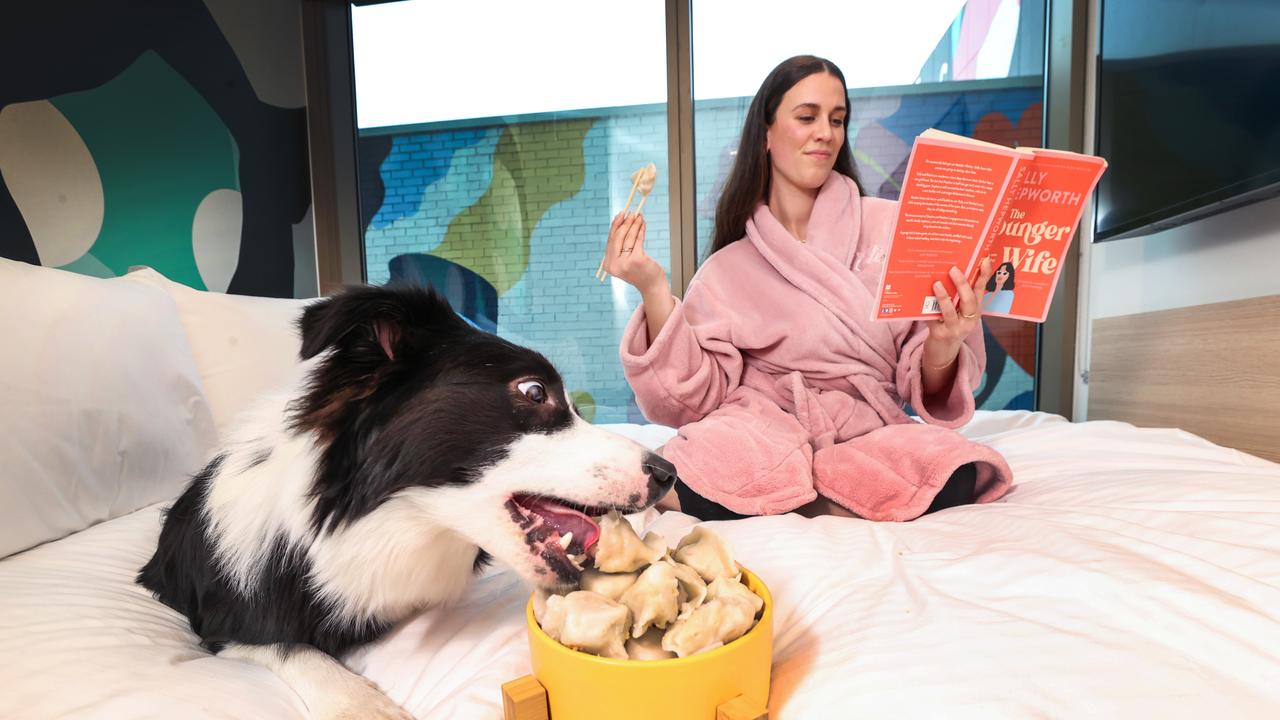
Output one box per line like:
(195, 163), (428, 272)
(894, 319), (986, 428)
(618, 277), (744, 428)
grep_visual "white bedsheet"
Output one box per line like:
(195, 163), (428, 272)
(3, 411), (1279, 719)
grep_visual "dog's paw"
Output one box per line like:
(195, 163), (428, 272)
(324, 675), (414, 720)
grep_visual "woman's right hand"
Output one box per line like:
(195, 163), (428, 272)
(602, 212), (668, 295)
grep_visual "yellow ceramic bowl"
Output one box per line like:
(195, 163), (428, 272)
(525, 566), (772, 720)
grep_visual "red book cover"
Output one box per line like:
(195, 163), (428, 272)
(972, 148), (1108, 321)
(872, 129), (1107, 323)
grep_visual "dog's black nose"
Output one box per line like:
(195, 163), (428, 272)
(643, 452), (678, 499)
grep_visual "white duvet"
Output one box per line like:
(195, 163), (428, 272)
(3, 411), (1279, 719)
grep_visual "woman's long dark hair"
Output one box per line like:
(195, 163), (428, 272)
(709, 55), (864, 256)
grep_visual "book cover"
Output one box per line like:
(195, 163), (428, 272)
(971, 148), (1108, 322)
(871, 129), (1107, 323)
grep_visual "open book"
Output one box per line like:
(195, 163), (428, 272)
(871, 129), (1107, 323)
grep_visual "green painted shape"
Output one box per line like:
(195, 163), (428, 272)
(570, 390), (596, 424)
(50, 51), (240, 288)
(432, 119), (593, 295)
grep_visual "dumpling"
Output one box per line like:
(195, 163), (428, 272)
(642, 531), (668, 560)
(532, 588), (562, 626)
(665, 559), (708, 618)
(618, 561), (680, 637)
(541, 591), (631, 660)
(631, 162), (658, 195)
(594, 511), (664, 573)
(535, 592), (568, 641)
(580, 569), (640, 602)
(540, 518), (759, 661)
(673, 526), (738, 582)
(659, 597), (756, 658)
(706, 575), (763, 616)
(625, 627), (676, 661)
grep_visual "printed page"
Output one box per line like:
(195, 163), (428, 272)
(872, 135), (1019, 321)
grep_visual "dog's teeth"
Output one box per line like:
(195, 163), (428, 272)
(568, 554), (585, 571)
(557, 532), (573, 550)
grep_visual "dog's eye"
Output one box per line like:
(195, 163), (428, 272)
(517, 380), (546, 404)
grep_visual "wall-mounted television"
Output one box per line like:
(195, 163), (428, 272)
(1093, 0), (1280, 242)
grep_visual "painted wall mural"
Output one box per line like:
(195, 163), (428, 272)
(0, 0), (314, 298)
(434, 120), (594, 296)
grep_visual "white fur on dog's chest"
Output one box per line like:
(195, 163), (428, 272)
(204, 360), (480, 625)
(309, 494), (479, 623)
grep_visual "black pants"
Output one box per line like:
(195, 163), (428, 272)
(673, 462), (978, 521)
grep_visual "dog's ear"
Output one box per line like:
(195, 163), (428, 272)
(297, 284), (464, 362)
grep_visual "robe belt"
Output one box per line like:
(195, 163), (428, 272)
(738, 367), (914, 450)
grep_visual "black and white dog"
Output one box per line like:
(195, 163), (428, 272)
(138, 284), (677, 719)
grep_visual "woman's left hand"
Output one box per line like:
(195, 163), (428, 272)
(922, 257), (994, 368)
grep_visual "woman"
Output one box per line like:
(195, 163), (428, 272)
(982, 261), (1017, 314)
(601, 56), (1012, 521)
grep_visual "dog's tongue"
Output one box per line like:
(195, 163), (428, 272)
(522, 497), (600, 551)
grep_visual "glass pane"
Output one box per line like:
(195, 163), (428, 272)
(351, 1), (668, 423)
(691, 0), (1045, 412)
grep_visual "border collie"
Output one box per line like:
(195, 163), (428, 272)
(138, 285), (677, 719)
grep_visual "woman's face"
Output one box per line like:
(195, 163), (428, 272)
(995, 264), (1010, 286)
(766, 72), (847, 196)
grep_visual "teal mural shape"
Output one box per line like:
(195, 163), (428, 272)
(49, 50), (239, 289)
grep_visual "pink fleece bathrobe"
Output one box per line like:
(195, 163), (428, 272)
(619, 173), (1013, 520)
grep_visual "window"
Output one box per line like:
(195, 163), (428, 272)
(351, 0), (669, 422)
(351, 0), (1047, 418)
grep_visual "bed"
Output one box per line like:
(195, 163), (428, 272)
(4, 409), (1279, 719)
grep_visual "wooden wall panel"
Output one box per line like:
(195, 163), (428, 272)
(1090, 295), (1280, 463)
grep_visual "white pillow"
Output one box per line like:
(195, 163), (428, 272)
(121, 268), (313, 439)
(0, 259), (218, 559)
(597, 423), (678, 451)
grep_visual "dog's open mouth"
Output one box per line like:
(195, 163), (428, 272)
(505, 494), (611, 580)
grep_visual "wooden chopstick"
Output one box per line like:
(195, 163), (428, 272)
(596, 173), (645, 282)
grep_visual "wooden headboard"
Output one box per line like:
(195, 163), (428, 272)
(1089, 294), (1280, 463)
